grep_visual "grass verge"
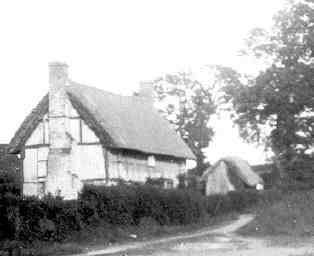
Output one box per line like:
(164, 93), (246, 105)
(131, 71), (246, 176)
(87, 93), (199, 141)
(238, 189), (314, 237)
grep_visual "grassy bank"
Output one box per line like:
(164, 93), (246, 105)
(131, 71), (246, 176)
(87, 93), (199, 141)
(239, 189), (314, 237)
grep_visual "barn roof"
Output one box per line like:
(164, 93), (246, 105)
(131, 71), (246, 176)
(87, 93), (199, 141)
(9, 82), (195, 160)
(201, 156), (263, 186)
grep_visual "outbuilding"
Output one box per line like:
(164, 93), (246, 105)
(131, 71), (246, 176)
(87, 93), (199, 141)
(201, 156), (264, 195)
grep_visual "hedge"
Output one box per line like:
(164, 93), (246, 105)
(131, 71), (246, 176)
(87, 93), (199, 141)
(0, 178), (283, 244)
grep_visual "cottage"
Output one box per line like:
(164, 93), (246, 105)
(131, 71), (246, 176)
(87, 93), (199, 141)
(9, 62), (195, 199)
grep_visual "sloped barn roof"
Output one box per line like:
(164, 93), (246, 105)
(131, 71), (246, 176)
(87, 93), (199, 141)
(9, 82), (195, 160)
(202, 156), (263, 187)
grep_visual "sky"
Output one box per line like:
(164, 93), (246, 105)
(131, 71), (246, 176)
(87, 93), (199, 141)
(0, 0), (285, 164)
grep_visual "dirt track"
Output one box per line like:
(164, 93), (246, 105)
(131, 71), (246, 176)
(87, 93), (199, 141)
(74, 214), (314, 256)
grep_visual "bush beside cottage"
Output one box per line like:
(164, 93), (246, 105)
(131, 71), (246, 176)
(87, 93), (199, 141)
(0, 169), (283, 248)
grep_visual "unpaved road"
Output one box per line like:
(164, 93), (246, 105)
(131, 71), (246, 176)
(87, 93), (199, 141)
(75, 214), (314, 256)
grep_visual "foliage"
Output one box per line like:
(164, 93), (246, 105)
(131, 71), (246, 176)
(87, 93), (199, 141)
(0, 183), (283, 245)
(0, 145), (20, 173)
(219, 1), (314, 177)
(239, 189), (314, 237)
(177, 173), (204, 193)
(154, 72), (216, 168)
(145, 177), (173, 189)
(0, 169), (21, 195)
(188, 161), (211, 177)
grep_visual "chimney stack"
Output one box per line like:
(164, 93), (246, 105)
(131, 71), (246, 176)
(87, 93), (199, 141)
(48, 62), (70, 149)
(138, 81), (154, 106)
(49, 62), (68, 88)
(47, 62), (74, 198)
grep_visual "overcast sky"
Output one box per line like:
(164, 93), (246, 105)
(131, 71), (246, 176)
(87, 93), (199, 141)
(0, 0), (285, 164)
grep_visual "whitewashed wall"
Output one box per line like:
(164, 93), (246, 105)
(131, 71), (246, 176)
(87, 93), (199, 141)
(107, 151), (149, 182)
(155, 158), (186, 186)
(107, 150), (186, 186)
(23, 98), (105, 196)
(71, 143), (106, 180)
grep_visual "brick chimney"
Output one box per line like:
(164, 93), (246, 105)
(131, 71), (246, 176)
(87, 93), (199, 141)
(46, 62), (74, 198)
(138, 81), (154, 106)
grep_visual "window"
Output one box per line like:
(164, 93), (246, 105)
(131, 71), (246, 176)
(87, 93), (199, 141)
(148, 155), (156, 167)
(37, 147), (48, 178)
(38, 182), (46, 198)
(37, 161), (47, 177)
(165, 180), (173, 189)
(24, 149), (38, 182)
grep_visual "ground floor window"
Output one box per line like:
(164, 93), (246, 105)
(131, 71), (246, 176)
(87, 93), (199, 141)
(38, 182), (46, 198)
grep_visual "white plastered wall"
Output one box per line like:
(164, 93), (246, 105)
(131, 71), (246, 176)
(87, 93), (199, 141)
(23, 99), (106, 197)
(107, 150), (186, 186)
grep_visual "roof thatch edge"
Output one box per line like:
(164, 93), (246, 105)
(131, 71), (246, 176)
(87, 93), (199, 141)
(9, 95), (49, 154)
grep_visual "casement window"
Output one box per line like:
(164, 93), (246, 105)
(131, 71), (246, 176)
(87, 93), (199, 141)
(24, 147), (48, 182)
(148, 155), (156, 167)
(164, 179), (174, 189)
(37, 147), (48, 178)
(37, 160), (48, 178)
(38, 182), (46, 198)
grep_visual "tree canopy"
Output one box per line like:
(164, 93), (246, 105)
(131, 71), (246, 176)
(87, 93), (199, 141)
(220, 0), (314, 178)
(154, 72), (216, 171)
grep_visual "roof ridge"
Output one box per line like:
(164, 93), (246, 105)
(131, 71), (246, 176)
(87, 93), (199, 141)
(68, 80), (155, 106)
(68, 80), (137, 99)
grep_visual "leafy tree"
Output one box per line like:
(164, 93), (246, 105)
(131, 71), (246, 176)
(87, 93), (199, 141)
(154, 72), (216, 170)
(219, 0), (314, 179)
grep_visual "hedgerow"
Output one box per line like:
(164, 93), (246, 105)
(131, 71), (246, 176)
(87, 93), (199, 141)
(0, 174), (283, 245)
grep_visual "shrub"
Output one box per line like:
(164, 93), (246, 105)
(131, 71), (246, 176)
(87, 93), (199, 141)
(177, 173), (203, 192)
(0, 182), (283, 244)
(80, 184), (138, 225)
(162, 189), (205, 225)
(0, 169), (21, 196)
(204, 189), (278, 217)
(145, 177), (173, 189)
(239, 189), (314, 236)
(133, 185), (169, 225)
(40, 196), (83, 241)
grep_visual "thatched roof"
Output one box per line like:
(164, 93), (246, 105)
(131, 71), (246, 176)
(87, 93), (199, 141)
(202, 156), (263, 187)
(9, 82), (195, 160)
(0, 144), (9, 159)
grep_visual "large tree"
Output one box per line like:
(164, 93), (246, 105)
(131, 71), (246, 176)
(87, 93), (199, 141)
(154, 72), (216, 171)
(220, 0), (314, 178)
